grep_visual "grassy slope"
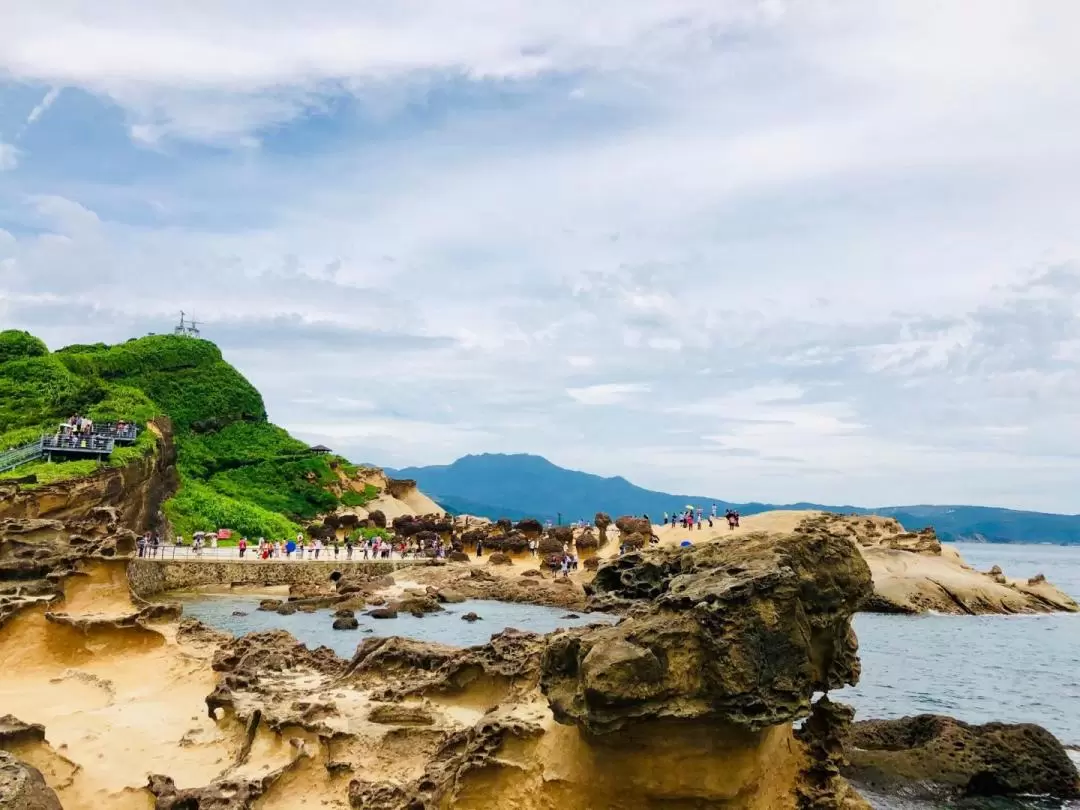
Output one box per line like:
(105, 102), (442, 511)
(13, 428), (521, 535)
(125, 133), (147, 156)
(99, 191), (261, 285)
(0, 330), (376, 539)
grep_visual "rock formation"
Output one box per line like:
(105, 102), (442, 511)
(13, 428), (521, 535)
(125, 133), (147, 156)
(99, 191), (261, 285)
(793, 513), (1079, 614)
(843, 715), (1080, 801)
(0, 750), (62, 810)
(181, 528), (875, 809)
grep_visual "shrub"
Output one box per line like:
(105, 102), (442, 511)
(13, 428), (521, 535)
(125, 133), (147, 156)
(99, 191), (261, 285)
(164, 478), (298, 540)
(0, 330), (48, 365)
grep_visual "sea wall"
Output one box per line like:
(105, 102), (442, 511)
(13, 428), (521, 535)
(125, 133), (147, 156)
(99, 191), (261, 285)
(127, 559), (416, 598)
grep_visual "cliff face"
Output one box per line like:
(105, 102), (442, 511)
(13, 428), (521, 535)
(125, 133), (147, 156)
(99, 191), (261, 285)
(0, 420), (176, 629)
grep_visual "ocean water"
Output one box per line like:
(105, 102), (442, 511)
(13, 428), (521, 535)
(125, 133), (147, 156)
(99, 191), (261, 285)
(174, 595), (617, 657)
(841, 543), (1080, 810)
(840, 543), (1080, 747)
(173, 542), (1080, 809)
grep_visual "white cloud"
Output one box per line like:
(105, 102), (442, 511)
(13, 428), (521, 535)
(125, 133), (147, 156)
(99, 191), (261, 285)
(25, 86), (61, 126)
(3, 2), (1080, 510)
(0, 142), (20, 171)
(566, 383), (651, 405)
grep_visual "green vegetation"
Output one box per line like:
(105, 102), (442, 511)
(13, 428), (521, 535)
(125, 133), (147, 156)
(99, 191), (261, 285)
(0, 330), (372, 540)
(340, 484), (380, 508)
(349, 526), (391, 542)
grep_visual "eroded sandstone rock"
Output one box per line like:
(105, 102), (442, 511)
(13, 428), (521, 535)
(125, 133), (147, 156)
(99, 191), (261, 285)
(0, 751), (62, 810)
(543, 530), (873, 735)
(843, 715), (1080, 800)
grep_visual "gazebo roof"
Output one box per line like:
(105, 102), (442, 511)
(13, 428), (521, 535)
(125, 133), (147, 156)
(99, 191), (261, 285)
(310, 444), (333, 453)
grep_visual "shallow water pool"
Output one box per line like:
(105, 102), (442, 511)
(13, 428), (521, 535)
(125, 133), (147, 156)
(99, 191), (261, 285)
(171, 593), (617, 657)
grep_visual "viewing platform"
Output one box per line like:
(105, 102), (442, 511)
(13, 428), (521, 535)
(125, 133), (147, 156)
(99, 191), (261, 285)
(0, 421), (139, 473)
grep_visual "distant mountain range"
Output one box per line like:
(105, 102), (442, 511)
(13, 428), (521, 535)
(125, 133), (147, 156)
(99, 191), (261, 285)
(385, 453), (1080, 545)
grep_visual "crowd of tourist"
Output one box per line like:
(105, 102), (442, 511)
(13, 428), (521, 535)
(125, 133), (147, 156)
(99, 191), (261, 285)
(661, 504), (740, 531)
(165, 530), (447, 561)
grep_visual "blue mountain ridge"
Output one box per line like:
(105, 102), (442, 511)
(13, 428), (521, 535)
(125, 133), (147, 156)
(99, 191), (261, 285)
(384, 453), (1080, 545)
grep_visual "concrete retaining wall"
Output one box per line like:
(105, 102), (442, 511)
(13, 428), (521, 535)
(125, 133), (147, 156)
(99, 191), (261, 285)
(127, 559), (415, 597)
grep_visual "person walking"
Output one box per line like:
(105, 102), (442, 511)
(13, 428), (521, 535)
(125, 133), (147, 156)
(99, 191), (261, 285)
(238, 537), (248, 558)
(314, 538), (322, 559)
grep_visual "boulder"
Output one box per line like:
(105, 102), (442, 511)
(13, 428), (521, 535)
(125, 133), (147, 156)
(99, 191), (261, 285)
(435, 588), (466, 604)
(275, 603), (298, 616)
(257, 599), (282, 612)
(521, 570), (543, 578)
(461, 612), (482, 622)
(368, 509), (387, 529)
(333, 608), (356, 619)
(332, 616), (360, 630)
(488, 552), (513, 565)
(367, 608), (398, 619)
(0, 715), (46, 747)
(0, 751), (62, 810)
(448, 551), (469, 563)
(583, 557), (600, 571)
(843, 715), (1080, 800)
(389, 596), (444, 616)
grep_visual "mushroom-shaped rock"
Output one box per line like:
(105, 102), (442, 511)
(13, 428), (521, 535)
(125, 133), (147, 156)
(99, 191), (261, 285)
(614, 515), (650, 535)
(487, 552), (513, 566)
(538, 536), (565, 556)
(575, 529), (599, 551)
(594, 512), (612, 545)
(540, 530), (873, 736)
(515, 518), (543, 536)
(368, 509), (387, 529)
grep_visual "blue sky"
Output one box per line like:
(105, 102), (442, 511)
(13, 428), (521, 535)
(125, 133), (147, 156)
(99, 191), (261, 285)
(3, 1), (1080, 511)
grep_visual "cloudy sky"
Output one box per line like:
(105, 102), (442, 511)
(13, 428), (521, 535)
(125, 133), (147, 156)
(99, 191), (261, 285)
(3, 1), (1080, 511)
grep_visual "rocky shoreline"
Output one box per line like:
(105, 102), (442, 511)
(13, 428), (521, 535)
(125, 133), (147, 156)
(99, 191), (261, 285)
(2, 464), (1079, 807)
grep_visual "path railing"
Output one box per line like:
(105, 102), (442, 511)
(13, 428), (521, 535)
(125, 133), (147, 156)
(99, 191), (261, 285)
(140, 545), (419, 562)
(1, 424), (138, 474)
(0, 439), (44, 474)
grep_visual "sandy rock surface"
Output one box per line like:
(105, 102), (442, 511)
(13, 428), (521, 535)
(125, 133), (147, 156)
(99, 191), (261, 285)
(654, 510), (1078, 615)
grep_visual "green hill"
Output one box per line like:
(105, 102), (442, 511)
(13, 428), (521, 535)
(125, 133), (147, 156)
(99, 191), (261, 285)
(0, 330), (372, 539)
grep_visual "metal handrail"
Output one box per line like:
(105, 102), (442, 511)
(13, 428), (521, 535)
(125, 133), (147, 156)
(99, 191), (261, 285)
(0, 440), (45, 473)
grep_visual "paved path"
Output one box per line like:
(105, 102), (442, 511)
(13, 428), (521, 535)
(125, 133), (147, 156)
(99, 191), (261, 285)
(137, 546), (417, 563)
